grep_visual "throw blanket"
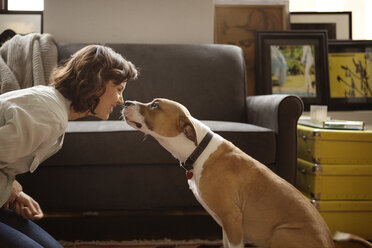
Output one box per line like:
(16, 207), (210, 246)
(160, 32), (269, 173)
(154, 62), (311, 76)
(0, 33), (57, 94)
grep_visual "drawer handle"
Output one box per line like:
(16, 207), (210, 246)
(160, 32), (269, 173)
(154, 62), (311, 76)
(301, 135), (307, 141)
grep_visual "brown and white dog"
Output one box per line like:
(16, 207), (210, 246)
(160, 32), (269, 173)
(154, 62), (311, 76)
(122, 98), (334, 248)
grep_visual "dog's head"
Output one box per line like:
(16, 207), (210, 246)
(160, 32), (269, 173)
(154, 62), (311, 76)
(122, 98), (197, 146)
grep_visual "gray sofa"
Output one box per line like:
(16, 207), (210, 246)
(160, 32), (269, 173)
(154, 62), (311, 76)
(18, 43), (303, 239)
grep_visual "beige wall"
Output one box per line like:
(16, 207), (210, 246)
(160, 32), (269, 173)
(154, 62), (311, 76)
(44, 0), (214, 43)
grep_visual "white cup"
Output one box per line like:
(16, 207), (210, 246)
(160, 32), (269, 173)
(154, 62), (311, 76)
(310, 105), (328, 123)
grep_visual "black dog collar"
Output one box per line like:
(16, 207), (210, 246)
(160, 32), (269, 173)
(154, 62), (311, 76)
(179, 131), (213, 179)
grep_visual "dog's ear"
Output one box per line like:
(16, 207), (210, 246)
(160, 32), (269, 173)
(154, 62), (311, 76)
(184, 123), (197, 146)
(180, 116), (197, 146)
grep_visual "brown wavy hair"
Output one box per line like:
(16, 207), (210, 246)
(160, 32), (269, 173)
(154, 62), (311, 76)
(50, 45), (138, 114)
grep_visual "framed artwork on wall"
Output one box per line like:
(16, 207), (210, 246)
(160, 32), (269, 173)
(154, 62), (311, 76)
(290, 12), (352, 40)
(255, 30), (329, 110)
(214, 1), (289, 96)
(328, 40), (372, 110)
(0, 11), (43, 34)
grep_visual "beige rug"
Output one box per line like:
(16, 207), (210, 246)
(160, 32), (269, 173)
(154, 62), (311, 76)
(59, 239), (256, 248)
(59, 239), (372, 248)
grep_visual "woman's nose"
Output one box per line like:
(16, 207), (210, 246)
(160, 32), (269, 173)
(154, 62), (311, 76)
(117, 95), (124, 105)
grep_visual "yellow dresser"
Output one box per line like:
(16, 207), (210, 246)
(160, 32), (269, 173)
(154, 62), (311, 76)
(297, 125), (372, 164)
(297, 124), (372, 239)
(297, 158), (372, 200)
(311, 199), (372, 239)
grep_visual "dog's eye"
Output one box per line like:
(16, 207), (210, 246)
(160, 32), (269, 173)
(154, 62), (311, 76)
(150, 101), (159, 110)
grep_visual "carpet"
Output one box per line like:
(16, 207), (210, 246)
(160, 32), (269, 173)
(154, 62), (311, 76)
(59, 240), (257, 248)
(59, 239), (371, 248)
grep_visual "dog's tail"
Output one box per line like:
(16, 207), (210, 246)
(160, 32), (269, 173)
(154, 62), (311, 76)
(333, 231), (372, 248)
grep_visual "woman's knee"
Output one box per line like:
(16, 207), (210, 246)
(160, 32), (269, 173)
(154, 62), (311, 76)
(0, 210), (63, 248)
(0, 222), (43, 248)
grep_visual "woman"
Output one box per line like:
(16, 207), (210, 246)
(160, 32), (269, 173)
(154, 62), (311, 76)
(0, 45), (138, 247)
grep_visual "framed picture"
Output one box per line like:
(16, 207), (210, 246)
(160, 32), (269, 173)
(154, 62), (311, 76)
(0, 11), (43, 34)
(328, 40), (372, 110)
(255, 30), (329, 110)
(291, 23), (336, 39)
(214, 2), (289, 96)
(290, 12), (352, 40)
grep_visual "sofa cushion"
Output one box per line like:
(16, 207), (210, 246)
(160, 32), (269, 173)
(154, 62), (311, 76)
(43, 120), (276, 167)
(21, 120), (275, 211)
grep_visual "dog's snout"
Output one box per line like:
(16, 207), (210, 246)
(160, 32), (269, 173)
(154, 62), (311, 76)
(124, 101), (135, 107)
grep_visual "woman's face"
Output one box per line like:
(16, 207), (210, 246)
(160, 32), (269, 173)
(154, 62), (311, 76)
(94, 80), (126, 120)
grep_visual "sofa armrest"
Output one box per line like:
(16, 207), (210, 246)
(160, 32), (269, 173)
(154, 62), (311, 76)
(246, 94), (304, 185)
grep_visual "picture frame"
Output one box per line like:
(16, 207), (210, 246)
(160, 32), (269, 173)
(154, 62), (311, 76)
(0, 11), (43, 34)
(214, 1), (289, 96)
(290, 23), (336, 39)
(327, 40), (372, 110)
(255, 30), (329, 110)
(290, 12), (352, 40)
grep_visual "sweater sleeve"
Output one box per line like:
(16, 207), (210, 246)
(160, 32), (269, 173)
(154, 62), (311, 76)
(0, 171), (14, 207)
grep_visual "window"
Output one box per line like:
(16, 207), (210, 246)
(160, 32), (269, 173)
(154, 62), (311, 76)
(1, 0), (44, 11)
(8, 0), (44, 11)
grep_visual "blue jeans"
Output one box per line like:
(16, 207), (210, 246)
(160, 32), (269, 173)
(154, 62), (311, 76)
(0, 210), (63, 248)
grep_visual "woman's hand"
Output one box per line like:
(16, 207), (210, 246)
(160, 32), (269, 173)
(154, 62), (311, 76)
(11, 192), (44, 220)
(1, 180), (23, 211)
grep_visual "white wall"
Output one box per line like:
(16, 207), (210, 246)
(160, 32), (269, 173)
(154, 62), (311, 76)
(44, 0), (214, 44)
